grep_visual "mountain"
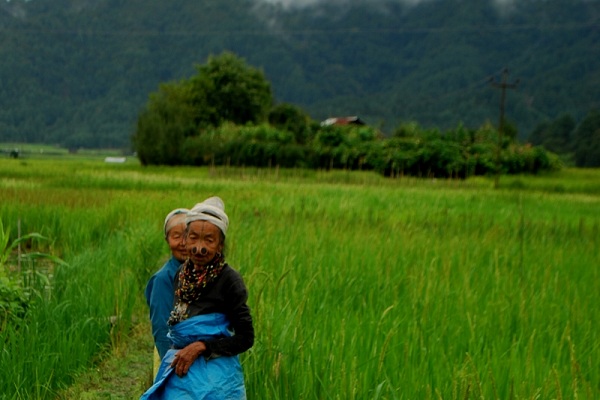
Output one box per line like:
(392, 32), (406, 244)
(1, 0), (599, 148)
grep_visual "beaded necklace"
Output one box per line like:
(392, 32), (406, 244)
(168, 254), (225, 325)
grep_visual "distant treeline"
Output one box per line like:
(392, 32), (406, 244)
(527, 111), (600, 168)
(133, 53), (569, 178)
(1, 0), (599, 149)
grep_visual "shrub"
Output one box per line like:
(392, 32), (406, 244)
(0, 276), (28, 330)
(0, 220), (66, 329)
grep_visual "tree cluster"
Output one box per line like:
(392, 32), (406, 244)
(528, 111), (600, 167)
(133, 53), (560, 178)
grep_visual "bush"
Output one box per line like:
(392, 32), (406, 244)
(0, 276), (28, 329)
(0, 220), (65, 329)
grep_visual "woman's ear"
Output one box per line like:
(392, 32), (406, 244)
(219, 232), (226, 251)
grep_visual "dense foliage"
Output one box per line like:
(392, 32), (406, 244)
(0, 220), (64, 330)
(132, 52), (274, 165)
(1, 0), (599, 149)
(529, 110), (600, 167)
(133, 54), (560, 177)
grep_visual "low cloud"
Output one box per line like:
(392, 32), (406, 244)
(253, 0), (544, 12)
(253, 0), (432, 11)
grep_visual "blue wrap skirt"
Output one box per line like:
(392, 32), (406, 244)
(140, 313), (246, 400)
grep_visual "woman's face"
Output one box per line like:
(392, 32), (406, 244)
(167, 224), (187, 262)
(185, 220), (223, 266)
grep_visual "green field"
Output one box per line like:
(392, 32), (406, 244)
(1, 156), (599, 399)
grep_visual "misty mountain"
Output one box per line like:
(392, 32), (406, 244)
(1, 0), (599, 148)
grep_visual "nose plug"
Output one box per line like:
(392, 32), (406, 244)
(192, 247), (208, 256)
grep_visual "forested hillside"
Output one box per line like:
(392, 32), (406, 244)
(1, 0), (599, 149)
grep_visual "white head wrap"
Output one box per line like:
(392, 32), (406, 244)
(186, 196), (229, 237)
(164, 208), (190, 239)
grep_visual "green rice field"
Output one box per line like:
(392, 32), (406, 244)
(1, 156), (599, 399)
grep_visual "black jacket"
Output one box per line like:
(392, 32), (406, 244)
(173, 263), (254, 358)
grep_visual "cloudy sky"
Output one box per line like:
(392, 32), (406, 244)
(253, 0), (517, 10)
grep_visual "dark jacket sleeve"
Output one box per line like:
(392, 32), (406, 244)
(203, 272), (254, 358)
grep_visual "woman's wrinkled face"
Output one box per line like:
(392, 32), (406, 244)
(185, 220), (223, 266)
(167, 224), (187, 262)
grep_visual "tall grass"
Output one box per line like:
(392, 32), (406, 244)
(0, 214), (163, 398)
(0, 163), (169, 398)
(237, 185), (599, 399)
(0, 158), (598, 399)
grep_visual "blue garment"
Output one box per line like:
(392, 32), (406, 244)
(140, 313), (246, 400)
(145, 256), (182, 359)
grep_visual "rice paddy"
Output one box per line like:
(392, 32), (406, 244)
(0, 157), (598, 399)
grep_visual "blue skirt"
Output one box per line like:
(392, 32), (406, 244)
(140, 313), (246, 400)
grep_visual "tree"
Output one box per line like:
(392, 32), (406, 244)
(61, 131), (94, 154)
(573, 110), (600, 167)
(528, 113), (576, 154)
(190, 52), (273, 127)
(132, 81), (197, 166)
(268, 103), (312, 144)
(132, 52), (274, 165)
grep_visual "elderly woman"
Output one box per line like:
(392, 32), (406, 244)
(145, 208), (190, 361)
(141, 197), (254, 400)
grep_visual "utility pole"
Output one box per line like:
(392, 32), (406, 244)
(490, 68), (518, 188)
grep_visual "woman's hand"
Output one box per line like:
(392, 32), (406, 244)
(171, 341), (207, 377)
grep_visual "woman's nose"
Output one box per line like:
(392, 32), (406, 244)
(192, 246), (208, 256)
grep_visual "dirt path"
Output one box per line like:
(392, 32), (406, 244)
(56, 320), (155, 400)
